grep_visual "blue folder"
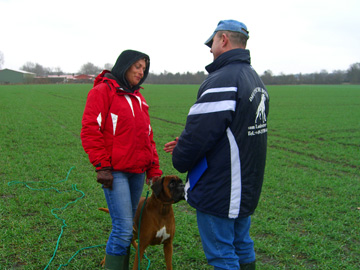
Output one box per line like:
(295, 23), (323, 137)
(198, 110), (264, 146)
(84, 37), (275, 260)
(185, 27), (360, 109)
(188, 157), (208, 190)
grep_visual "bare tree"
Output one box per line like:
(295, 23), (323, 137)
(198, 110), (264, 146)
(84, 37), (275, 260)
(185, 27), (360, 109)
(52, 67), (64, 76)
(348, 63), (360, 84)
(261, 70), (274, 85)
(0, 51), (4, 69)
(20, 62), (48, 76)
(104, 63), (113, 70)
(79, 62), (101, 75)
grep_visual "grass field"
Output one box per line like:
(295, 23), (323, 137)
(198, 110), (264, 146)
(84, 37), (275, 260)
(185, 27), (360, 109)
(0, 83), (359, 269)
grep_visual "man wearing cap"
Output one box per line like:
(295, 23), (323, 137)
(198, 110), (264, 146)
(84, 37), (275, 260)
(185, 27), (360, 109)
(164, 20), (269, 270)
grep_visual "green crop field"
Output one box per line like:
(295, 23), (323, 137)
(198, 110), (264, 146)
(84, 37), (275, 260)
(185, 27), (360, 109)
(1, 84), (359, 269)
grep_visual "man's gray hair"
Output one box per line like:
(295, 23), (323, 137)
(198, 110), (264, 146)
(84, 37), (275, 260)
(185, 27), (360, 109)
(217, 30), (248, 48)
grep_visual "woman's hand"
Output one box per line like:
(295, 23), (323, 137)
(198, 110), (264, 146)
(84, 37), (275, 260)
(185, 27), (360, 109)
(96, 167), (113, 189)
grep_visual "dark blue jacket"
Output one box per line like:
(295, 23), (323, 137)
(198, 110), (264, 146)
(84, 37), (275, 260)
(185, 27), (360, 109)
(172, 49), (269, 218)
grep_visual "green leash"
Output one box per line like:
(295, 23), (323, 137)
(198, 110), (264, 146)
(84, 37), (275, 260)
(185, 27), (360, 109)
(8, 166), (106, 269)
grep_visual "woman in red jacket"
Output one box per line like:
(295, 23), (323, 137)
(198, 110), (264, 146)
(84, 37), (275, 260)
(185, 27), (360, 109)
(81, 50), (162, 269)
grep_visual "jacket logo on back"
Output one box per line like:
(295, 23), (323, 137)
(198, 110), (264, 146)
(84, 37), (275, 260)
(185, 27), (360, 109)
(248, 87), (268, 136)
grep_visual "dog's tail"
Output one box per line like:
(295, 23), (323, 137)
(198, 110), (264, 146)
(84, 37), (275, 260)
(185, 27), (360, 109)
(98, 207), (110, 213)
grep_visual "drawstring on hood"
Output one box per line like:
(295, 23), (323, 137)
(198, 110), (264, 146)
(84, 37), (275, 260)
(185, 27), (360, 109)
(110, 50), (150, 92)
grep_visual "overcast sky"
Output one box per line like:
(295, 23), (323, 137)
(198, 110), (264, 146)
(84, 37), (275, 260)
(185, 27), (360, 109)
(1, 0), (359, 75)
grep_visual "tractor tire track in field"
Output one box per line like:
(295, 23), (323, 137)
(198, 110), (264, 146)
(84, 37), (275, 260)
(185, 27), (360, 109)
(30, 91), (87, 139)
(315, 129), (360, 148)
(151, 116), (185, 126)
(269, 144), (359, 170)
(41, 91), (86, 103)
(30, 106), (81, 139)
(269, 131), (359, 170)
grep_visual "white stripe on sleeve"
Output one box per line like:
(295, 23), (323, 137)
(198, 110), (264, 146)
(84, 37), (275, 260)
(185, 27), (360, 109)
(188, 100), (236, 116)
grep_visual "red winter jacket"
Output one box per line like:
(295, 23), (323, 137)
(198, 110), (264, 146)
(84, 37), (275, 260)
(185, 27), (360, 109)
(81, 70), (162, 179)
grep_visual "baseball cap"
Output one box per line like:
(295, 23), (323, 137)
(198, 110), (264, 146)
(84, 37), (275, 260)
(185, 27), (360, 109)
(205, 20), (249, 47)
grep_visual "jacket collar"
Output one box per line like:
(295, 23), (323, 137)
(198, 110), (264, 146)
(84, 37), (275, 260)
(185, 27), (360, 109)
(205, 49), (251, 74)
(103, 72), (136, 93)
(94, 70), (141, 94)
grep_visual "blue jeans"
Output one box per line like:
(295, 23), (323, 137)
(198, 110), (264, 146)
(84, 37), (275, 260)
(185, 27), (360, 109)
(103, 171), (145, 256)
(196, 210), (255, 270)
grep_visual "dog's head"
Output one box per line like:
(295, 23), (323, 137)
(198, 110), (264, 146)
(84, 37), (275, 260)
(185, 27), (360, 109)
(151, 175), (185, 203)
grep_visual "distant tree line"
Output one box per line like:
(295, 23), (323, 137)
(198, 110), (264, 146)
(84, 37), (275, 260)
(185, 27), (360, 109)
(261, 63), (360, 85)
(18, 62), (107, 77)
(146, 71), (207, 84)
(146, 63), (360, 85)
(20, 62), (65, 76)
(15, 59), (360, 85)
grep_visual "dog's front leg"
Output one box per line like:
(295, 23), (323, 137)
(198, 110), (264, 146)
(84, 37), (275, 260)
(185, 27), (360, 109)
(163, 241), (173, 270)
(132, 244), (146, 270)
(132, 248), (140, 270)
(100, 255), (106, 267)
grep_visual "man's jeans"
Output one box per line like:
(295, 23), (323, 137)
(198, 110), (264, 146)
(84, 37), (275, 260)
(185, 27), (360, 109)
(197, 210), (255, 270)
(103, 171), (145, 256)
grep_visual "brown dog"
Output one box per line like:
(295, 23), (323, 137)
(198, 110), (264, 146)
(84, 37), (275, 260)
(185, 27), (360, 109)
(99, 175), (185, 270)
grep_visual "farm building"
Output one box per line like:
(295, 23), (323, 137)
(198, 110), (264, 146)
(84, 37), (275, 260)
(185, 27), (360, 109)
(0, 68), (36, 84)
(73, 74), (95, 83)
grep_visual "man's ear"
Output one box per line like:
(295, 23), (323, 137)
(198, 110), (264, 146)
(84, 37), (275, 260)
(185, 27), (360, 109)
(221, 33), (229, 47)
(151, 177), (164, 197)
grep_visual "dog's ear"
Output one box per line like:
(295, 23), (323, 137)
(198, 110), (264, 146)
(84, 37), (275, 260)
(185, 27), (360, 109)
(151, 177), (164, 197)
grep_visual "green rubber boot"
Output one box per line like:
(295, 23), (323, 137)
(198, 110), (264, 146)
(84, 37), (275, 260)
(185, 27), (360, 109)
(104, 254), (127, 270)
(240, 260), (256, 270)
(123, 247), (130, 270)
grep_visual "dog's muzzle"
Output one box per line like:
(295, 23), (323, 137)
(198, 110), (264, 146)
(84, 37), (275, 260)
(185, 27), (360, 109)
(173, 183), (185, 202)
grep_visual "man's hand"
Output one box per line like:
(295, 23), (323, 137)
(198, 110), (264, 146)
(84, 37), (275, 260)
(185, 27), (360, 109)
(163, 137), (179, 155)
(96, 167), (113, 189)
